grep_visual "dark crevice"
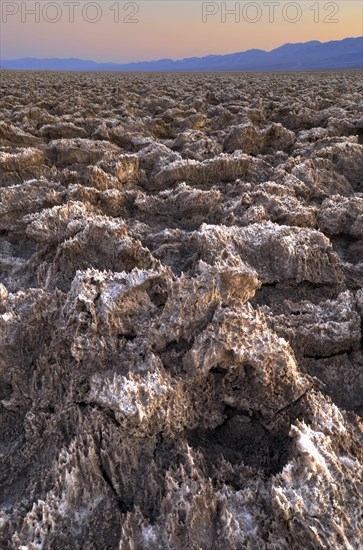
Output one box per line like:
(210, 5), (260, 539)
(160, 337), (193, 374)
(331, 234), (362, 265)
(146, 279), (168, 310)
(273, 385), (313, 417)
(251, 281), (342, 309)
(303, 350), (354, 361)
(98, 432), (129, 515)
(209, 365), (228, 382)
(187, 405), (293, 475)
(121, 333), (136, 342)
(76, 401), (122, 430)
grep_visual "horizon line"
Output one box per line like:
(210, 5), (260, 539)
(2, 35), (362, 66)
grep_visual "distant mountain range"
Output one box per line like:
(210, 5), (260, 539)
(1, 37), (362, 72)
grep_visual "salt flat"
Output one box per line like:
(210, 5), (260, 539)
(0, 70), (362, 549)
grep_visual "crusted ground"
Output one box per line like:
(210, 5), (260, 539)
(0, 70), (362, 550)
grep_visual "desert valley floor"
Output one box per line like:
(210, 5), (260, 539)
(0, 71), (362, 549)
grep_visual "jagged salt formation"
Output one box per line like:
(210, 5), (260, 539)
(0, 71), (362, 549)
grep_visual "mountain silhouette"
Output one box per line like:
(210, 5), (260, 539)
(1, 37), (362, 72)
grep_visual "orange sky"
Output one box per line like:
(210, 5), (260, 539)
(1, 1), (362, 61)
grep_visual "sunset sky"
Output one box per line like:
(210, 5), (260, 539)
(1, 1), (362, 62)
